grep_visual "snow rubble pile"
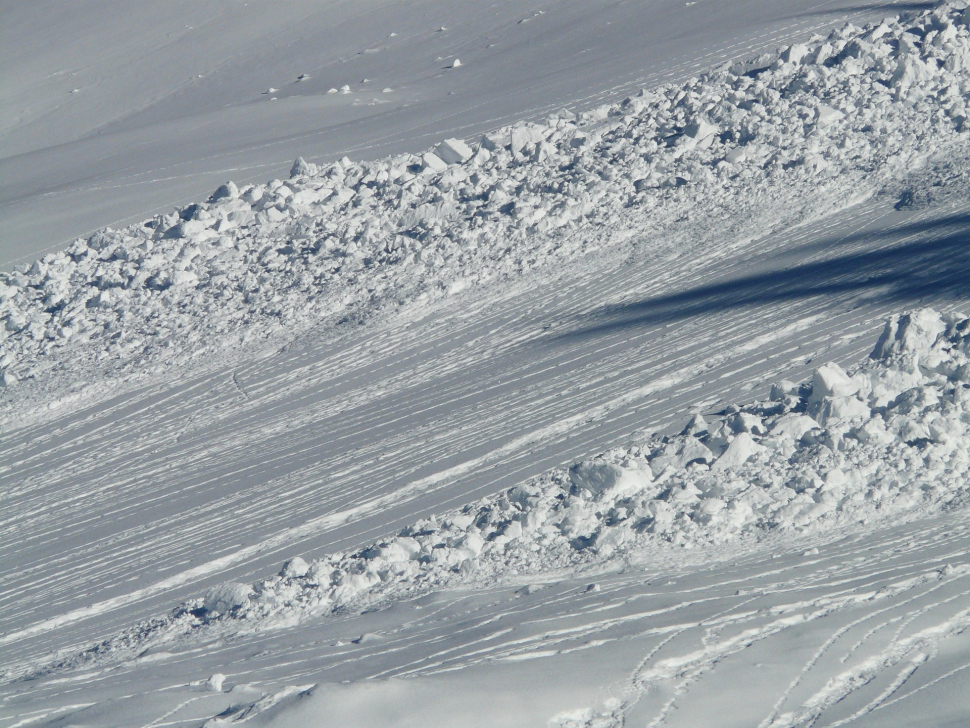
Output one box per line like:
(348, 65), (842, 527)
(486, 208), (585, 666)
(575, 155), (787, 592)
(28, 308), (970, 675)
(216, 309), (970, 622)
(3, 4), (970, 395)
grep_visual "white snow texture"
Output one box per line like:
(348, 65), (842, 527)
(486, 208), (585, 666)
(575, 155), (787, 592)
(21, 306), (969, 677)
(4, 5), (970, 413)
(5, 4), (970, 728)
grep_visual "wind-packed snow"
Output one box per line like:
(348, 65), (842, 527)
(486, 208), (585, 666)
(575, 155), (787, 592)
(12, 306), (968, 689)
(4, 5), (970, 419)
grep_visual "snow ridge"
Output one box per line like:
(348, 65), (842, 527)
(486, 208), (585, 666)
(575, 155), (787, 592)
(11, 307), (970, 683)
(3, 4), (970, 413)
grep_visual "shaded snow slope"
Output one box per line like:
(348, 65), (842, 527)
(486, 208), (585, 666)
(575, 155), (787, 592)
(0, 0), (946, 266)
(6, 341), (970, 725)
(14, 514), (970, 726)
(3, 0), (970, 675)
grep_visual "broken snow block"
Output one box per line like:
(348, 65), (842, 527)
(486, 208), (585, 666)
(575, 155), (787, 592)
(435, 138), (473, 165)
(569, 459), (651, 498)
(808, 362), (859, 404)
(206, 673), (226, 692)
(684, 118), (718, 146)
(480, 133), (505, 152)
(681, 413), (708, 436)
(711, 432), (765, 472)
(290, 157), (311, 177)
(203, 582), (253, 614)
(816, 105), (845, 126)
(210, 181), (239, 201)
(510, 125), (549, 154)
(781, 43), (809, 65)
(421, 152), (449, 173)
(870, 309), (946, 360)
(281, 556), (310, 578)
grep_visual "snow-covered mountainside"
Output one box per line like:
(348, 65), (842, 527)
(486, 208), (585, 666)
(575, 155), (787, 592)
(13, 308), (970, 684)
(4, 4), (970, 412)
(3, 3), (970, 727)
(0, 0), (936, 266)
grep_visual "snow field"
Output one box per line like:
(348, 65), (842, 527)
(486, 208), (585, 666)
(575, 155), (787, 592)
(219, 310), (970, 612)
(12, 511), (970, 727)
(5, 6), (970, 725)
(4, 4), (970, 418)
(16, 306), (970, 685)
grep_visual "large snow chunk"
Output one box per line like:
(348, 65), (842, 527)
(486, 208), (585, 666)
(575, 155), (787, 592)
(724, 147), (747, 164)
(509, 124), (550, 154)
(289, 188), (331, 207)
(210, 181), (239, 201)
(435, 138), (473, 165)
(711, 432), (765, 472)
(814, 396), (871, 426)
(369, 537), (421, 564)
(684, 118), (718, 142)
(421, 152), (449, 173)
(171, 270), (199, 287)
(569, 460), (651, 498)
(649, 437), (714, 476)
(203, 583), (253, 614)
(816, 105), (844, 126)
(769, 414), (819, 441)
(809, 363), (858, 403)
(871, 309), (946, 360)
(290, 157), (313, 177)
(891, 53), (935, 93)
(455, 533), (484, 560)
(781, 43), (809, 65)
(281, 556), (309, 578)
(205, 673), (226, 692)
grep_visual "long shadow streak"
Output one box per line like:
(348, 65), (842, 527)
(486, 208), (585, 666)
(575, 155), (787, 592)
(553, 214), (970, 342)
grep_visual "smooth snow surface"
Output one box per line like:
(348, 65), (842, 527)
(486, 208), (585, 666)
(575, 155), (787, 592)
(3, 2), (970, 727)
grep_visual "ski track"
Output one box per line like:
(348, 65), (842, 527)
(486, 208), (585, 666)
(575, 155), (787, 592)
(4, 512), (969, 727)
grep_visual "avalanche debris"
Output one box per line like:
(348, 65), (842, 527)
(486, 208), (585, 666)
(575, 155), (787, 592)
(3, 5), (970, 416)
(17, 308), (970, 680)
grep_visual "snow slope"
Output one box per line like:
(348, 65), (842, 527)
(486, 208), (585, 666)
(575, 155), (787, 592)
(12, 308), (970, 678)
(3, 3), (970, 727)
(0, 0), (944, 267)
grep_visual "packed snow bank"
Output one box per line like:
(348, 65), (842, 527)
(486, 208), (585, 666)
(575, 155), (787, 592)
(14, 307), (970, 682)
(3, 4), (970, 411)
(211, 309), (970, 617)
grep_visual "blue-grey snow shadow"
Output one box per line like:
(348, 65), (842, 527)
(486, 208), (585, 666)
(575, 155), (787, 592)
(552, 212), (970, 341)
(786, 2), (936, 20)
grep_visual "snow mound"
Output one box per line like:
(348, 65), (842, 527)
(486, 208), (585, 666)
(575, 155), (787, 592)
(20, 308), (970, 680)
(230, 309), (969, 619)
(4, 4), (970, 410)
(202, 583), (253, 615)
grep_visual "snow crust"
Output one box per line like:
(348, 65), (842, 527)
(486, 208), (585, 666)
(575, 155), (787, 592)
(16, 307), (970, 683)
(4, 5), (970, 417)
